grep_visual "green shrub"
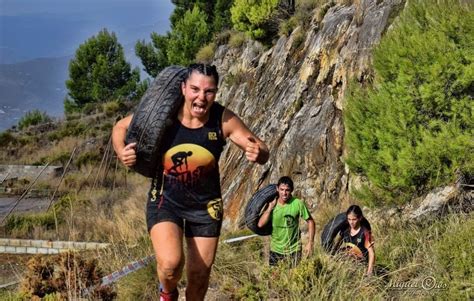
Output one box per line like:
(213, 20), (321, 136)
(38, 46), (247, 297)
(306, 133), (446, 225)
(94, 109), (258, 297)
(374, 212), (474, 300)
(0, 131), (17, 146)
(47, 120), (88, 141)
(5, 213), (57, 236)
(228, 31), (247, 48)
(344, 0), (474, 205)
(213, 0), (234, 33)
(75, 150), (102, 168)
(17, 110), (52, 130)
(4, 195), (73, 236)
(166, 6), (211, 66)
(102, 101), (121, 117)
(279, 0), (318, 36)
(215, 30), (233, 46)
(279, 15), (299, 36)
(290, 27), (306, 51)
(317, 1), (335, 22)
(195, 42), (216, 64)
(82, 102), (102, 115)
(100, 121), (113, 132)
(223, 68), (252, 88)
(49, 151), (72, 166)
(231, 0), (281, 40)
(433, 216), (473, 285)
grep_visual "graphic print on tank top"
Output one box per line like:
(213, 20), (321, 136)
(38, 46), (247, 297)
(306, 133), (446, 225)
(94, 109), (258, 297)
(163, 143), (216, 188)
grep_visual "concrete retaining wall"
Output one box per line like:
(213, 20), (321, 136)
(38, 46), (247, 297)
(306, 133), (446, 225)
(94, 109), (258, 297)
(0, 238), (109, 254)
(0, 165), (63, 182)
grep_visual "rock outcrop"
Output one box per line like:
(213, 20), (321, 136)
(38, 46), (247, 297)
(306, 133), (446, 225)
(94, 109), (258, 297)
(213, 0), (405, 230)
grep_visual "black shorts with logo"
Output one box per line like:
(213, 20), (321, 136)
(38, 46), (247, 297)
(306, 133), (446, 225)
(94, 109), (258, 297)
(146, 190), (223, 238)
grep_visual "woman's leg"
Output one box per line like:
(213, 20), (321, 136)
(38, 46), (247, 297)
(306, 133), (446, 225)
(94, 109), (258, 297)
(185, 236), (219, 301)
(150, 221), (184, 294)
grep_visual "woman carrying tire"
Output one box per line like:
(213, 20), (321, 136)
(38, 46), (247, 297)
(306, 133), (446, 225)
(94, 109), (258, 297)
(112, 64), (269, 301)
(339, 205), (375, 276)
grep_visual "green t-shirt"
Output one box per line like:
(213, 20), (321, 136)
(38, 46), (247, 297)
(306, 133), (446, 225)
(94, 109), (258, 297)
(270, 197), (311, 254)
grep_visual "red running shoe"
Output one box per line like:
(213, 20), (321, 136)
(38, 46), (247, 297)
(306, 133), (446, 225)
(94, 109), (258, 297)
(159, 285), (179, 301)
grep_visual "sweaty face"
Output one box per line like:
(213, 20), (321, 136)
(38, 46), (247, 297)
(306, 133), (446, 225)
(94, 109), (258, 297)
(277, 183), (292, 202)
(181, 71), (217, 119)
(347, 213), (360, 229)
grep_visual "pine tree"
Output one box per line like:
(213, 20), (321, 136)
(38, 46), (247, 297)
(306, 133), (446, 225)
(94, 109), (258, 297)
(135, 33), (170, 78)
(344, 0), (473, 205)
(65, 29), (140, 113)
(213, 0), (233, 32)
(167, 6), (211, 66)
(136, 1), (220, 77)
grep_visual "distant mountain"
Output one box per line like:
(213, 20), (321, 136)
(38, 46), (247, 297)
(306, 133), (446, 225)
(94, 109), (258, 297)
(0, 56), (70, 130)
(0, 46), (151, 131)
(0, 0), (173, 130)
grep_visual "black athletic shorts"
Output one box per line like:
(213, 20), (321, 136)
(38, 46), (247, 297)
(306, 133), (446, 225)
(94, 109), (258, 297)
(269, 250), (301, 267)
(146, 195), (223, 238)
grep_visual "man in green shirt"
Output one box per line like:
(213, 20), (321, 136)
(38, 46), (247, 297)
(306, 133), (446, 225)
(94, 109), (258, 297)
(258, 176), (315, 266)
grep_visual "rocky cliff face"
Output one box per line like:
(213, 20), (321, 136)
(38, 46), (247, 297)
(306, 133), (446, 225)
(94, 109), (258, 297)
(214, 0), (404, 230)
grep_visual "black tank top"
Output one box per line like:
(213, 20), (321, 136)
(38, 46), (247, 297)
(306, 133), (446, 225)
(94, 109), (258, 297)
(150, 103), (226, 220)
(341, 226), (372, 261)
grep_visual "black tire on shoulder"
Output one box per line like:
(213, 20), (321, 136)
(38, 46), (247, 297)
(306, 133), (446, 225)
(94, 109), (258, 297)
(125, 65), (187, 178)
(320, 212), (348, 253)
(244, 184), (278, 236)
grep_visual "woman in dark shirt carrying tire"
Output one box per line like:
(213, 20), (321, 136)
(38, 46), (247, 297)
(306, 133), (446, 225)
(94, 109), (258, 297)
(112, 64), (269, 301)
(340, 205), (375, 276)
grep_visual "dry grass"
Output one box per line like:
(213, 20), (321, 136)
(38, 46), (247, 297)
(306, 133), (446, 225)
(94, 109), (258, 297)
(2, 120), (471, 300)
(3, 186), (472, 300)
(57, 173), (147, 243)
(19, 252), (116, 300)
(206, 207), (473, 300)
(195, 43), (216, 64)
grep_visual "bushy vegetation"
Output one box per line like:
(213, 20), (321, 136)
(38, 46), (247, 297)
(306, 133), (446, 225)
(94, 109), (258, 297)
(0, 131), (17, 146)
(344, 0), (474, 205)
(195, 43), (216, 64)
(4, 195), (73, 237)
(102, 101), (121, 117)
(17, 110), (52, 130)
(136, 1), (233, 77)
(231, 0), (281, 40)
(64, 29), (143, 114)
(212, 0), (234, 33)
(19, 252), (116, 300)
(279, 0), (319, 36)
(228, 31), (248, 48)
(4, 213), (57, 237)
(135, 33), (169, 78)
(167, 6), (212, 66)
(374, 212), (473, 300)
(46, 120), (89, 141)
